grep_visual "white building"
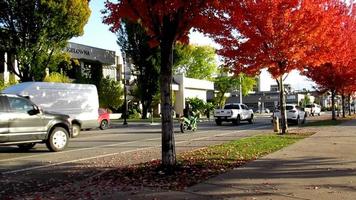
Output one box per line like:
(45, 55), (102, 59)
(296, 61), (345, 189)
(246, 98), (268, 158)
(173, 74), (214, 116)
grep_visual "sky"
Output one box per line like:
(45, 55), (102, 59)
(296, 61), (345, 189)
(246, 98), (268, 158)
(70, 1), (316, 92)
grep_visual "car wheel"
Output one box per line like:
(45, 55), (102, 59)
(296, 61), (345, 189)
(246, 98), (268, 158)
(248, 114), (254, 124)
(233, 115), (241, 125)
(100, 119), (109, 130)
(215, 119), (222, 126)
(296, 117), (301, 125)
(72, 124), (81, 138)
(17, 143), (36, 151)
(46, 127), (69, 152)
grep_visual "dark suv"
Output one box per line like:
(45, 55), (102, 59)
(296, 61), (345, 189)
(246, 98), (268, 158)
(0, 94), (72, 152)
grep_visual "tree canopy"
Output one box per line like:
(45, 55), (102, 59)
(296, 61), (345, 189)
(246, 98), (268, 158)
(0, 0), (91, 81)
(209, 0), (355, 133)
(174, 43), (217, 80)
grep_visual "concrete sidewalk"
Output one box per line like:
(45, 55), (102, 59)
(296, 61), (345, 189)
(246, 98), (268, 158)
(120, 119), (356, 200)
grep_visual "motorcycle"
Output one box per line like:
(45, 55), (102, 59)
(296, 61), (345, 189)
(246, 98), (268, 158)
(180, 115), (198, 133)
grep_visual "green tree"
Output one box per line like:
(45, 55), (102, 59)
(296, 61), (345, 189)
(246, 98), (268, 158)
(116, 21), (160, 119)
(98, 77), (124, 110)
(0, 0), (90, 81)
(174, 43), (217, 80)
(215, 68), (256, 108)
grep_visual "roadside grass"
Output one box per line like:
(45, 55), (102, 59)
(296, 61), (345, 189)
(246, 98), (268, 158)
(90, 132), (314, 192)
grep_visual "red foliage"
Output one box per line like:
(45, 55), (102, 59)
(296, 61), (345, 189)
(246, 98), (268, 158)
(103, 0), (226, 46)
(304, 3), (356, 95)
(213, 0), (352, 78)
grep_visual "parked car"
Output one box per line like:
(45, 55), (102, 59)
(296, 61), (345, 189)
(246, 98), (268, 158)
(214, 103), (254, 125)
(0, 94), (72, 152)
(98, 108), (110, 130)
(3, 82), (99, 137)
(273, 104), (306, 125)
(305, 103), (321, 116)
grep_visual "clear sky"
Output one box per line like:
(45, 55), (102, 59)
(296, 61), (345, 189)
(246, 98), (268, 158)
(70, 1), (316, 91)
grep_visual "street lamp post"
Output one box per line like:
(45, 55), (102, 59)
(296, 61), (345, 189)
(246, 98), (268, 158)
(123, 53), (128, 125)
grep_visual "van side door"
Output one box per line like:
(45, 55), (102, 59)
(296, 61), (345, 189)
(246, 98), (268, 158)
(6, 96), (46, 142)
(0, 96), (9, 142)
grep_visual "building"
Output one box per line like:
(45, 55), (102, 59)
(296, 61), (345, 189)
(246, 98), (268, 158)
(270, 84), (293, 93)
(227, 91), (315, 112)
(173, 74), (214, 116)
(1, 42), (123, 83)
(64, 42), (121, 81)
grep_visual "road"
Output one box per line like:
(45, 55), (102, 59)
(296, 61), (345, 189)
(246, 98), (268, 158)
(0, 113), (326, 197)
(0, 115), (272, 174)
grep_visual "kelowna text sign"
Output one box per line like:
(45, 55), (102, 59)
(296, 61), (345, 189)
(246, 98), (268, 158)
(65, 42), (115, 65)
(66, 47), (90, 56)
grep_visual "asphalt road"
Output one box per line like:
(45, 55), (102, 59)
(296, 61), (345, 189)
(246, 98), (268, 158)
(0, 115), (272, 175)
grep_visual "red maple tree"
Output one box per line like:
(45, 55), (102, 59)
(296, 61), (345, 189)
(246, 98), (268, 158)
(304, 3), (356, 120)
(211, 0), (351, 133)
(103, 0), (226, 169)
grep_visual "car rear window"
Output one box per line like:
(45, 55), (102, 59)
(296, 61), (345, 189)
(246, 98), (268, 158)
(224, 104), (240, 109)
(286, 106), (294, 110)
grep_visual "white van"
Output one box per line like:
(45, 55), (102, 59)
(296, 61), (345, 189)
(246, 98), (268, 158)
(3, 82), (99, 137)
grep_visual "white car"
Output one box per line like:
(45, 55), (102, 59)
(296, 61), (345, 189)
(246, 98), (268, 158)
(273, 104), (306, 125)
(214, 103), (254, 125)
(305, 103), (321, 116)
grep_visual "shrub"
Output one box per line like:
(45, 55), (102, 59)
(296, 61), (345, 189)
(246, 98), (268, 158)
(43, 72), (72, 83)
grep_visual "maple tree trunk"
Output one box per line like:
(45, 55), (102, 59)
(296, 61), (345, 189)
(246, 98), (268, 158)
(331, 90), (336, 120)
(160, 38), (176, 170)
(342, 94), (346, 118)
(279, 75), (288, 134)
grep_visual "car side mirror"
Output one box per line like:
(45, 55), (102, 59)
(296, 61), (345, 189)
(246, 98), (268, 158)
(28, 106), (41, 115)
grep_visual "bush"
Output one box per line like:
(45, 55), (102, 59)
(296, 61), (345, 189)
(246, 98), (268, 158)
(43, 72), (72, 83)
(128, 109), (141, 119)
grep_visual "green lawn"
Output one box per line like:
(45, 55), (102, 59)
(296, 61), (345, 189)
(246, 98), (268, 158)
(178, 133), (312, 167)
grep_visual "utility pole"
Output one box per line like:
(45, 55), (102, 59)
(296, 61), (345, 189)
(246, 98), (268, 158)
(123, 53), (128, 125)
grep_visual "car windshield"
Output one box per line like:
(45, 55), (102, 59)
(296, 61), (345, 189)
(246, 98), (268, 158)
(286, 106), (294, 110)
